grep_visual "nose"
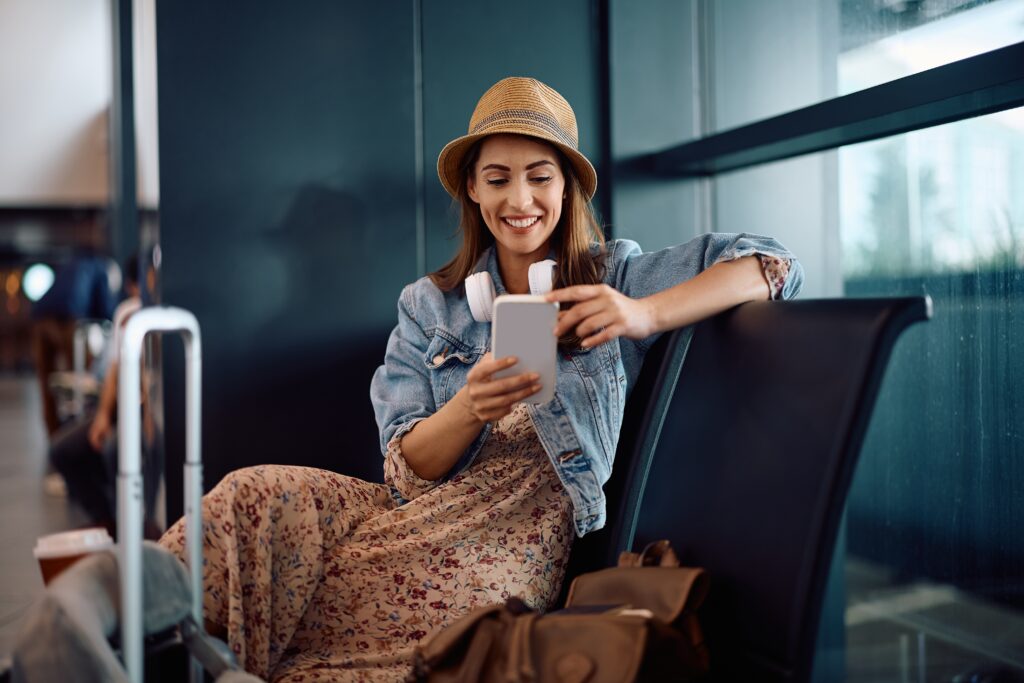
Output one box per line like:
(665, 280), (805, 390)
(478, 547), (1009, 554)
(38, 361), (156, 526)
(507, 178), (534, 212)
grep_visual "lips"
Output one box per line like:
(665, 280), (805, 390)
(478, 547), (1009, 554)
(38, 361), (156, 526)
(502, 216), (540, 229)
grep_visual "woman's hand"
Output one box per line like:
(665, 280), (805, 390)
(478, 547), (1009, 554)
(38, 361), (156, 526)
(400, 354), (539, 482)
(459, 353), (541, 424)
(548, 257), (772, 349)
(546, 285), (657, 349)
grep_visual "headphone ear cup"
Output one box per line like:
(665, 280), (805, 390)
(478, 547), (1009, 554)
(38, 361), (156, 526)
(528, 259), (557, 296)
(465, 271), (496, 322)
(478, 273), (496, 321)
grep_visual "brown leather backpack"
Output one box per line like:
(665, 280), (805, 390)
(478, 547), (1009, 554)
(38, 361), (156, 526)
(409, 540), (709, 682)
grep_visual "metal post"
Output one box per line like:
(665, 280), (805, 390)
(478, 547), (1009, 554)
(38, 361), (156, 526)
(899, 633), (910, 683)
(917, 631), (926, 683)
(73, 324), (88, 414)
(119, 306), (203, 683)
(109, 0), (138, 264)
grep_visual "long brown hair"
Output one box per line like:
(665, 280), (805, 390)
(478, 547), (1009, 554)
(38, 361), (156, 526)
(429, 136), (606, 347)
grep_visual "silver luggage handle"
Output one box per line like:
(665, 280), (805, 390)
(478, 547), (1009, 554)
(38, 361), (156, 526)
(118, 306), (203, 683)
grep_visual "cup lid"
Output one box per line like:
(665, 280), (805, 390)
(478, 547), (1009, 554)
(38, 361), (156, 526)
(33, 527), (114, 559)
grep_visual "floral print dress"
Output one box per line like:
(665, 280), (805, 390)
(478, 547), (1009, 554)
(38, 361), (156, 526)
(160, 403), (575, 682)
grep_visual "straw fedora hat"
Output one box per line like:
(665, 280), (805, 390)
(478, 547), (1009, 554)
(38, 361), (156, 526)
(436, 77), (597, 201)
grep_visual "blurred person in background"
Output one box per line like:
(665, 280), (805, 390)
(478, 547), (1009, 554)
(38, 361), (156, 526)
(30, 247), (116, 438)
(48, 254), (157, 538)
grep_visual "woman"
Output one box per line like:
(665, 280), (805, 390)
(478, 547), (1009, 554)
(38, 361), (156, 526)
(160, 76), (802, 682)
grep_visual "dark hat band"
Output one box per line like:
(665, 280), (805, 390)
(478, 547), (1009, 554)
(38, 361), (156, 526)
(469, 109), (578, 150)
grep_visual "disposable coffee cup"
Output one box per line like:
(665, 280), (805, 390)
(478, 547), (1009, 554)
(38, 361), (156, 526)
(33, 527), (114, 585)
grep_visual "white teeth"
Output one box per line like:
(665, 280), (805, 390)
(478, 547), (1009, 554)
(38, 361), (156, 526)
(504, 217), (539, 229)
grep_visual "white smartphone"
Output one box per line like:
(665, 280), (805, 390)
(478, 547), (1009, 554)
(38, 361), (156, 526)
(491, 294), (558, 405)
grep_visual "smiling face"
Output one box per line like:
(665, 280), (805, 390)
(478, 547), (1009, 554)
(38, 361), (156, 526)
(466, 134), (566, 272)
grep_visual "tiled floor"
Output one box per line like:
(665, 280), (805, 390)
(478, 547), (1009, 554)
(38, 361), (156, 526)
(0, 376), (84, 658)
(845, 557), (1024, 682)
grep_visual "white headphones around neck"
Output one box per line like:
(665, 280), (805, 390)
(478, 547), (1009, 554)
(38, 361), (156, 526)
(465, 259), (557, 322)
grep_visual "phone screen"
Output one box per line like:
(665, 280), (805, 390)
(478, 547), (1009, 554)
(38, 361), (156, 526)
(491, 295), (558, 405)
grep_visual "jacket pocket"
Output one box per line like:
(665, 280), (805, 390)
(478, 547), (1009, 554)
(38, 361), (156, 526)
(423, 334), (481, 405)
(564, 344), (614, 378)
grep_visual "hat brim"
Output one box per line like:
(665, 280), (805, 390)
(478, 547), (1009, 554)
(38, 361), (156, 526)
(437, 132), (597, 202)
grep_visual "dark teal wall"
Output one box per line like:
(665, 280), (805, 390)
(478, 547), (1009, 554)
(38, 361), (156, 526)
(156, 2), (419, 509)
(155, 1), (602, 516)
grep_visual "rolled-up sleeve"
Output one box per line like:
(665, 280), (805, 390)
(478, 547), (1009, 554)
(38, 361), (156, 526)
(383, 435), (442, 501)
(370, 286), (446, 502)
(370, 286), (435, 458)
(611, 233), (803, 302)
(757, 254), (792, 301)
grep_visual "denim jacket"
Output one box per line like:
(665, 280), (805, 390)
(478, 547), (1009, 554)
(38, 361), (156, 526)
(370, 234), (803, 536)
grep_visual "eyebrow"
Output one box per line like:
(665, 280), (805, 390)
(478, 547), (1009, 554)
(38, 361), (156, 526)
(480, 160), (557, 172)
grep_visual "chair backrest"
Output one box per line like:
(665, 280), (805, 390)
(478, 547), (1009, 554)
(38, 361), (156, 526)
(619, 297), (930, 682)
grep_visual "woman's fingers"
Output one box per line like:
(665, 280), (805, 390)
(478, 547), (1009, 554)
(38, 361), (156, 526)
(470, 379), (542, 422)
(553, 298), (608, 337)
(467, 353), (516, 383)
(581, 323), (625, 349)
(545, 284), (604, 305)
(464, 353), (545, 423)
(575, 310), (618, 340)
(475, 383), (542, 412)
(549, 284), (656, 344)
(469, 371), (539, 400)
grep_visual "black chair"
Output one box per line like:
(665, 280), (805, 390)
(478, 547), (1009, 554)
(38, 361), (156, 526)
(563, 316), (695, 584)
(567, 297), (931, 683)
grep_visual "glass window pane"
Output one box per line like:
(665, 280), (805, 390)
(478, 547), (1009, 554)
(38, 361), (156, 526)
(710, 0), (1024, 133)
(840, 107), (1024, 680)
(841, 0), (1024, 94)
(840, 109), (1024, 276)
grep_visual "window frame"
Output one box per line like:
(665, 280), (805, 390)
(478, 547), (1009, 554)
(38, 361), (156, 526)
(646, 41), (1024, 176)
